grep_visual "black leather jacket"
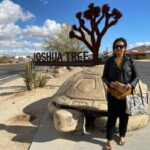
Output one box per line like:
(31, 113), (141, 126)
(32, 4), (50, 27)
(102, 55), (139, 88)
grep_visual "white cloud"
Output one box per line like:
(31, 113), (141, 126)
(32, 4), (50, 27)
(0, 0), (35, 40)
(40, 0), (48, 5)
(0, 40), (29, 48)
(0, 19), (63, 55)
(0, 1), (64, 56)
(128, 42), (150, 48)
(0, 0), (34, 25)
(31, 42), (44, 48)
(0, 47), (43, 56)
(0, 23), (21, 40)
(23, 19), (61, 38)
(0, 40), (44, 49)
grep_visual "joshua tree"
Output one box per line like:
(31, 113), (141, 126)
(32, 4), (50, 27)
(69, 3), (122, 65)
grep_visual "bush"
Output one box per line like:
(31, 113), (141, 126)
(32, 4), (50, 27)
(36, 73), (48, 87)
(19, 61), (37, 90)
(0, 56), (14, 63)
(19, 61), (48, 90)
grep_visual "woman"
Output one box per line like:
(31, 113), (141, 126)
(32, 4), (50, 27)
(102, 37), (139, 150)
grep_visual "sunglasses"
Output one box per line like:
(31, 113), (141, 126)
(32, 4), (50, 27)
(113, 45), (125, 50)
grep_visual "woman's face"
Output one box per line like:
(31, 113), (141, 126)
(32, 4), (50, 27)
(114, 41), (126, 57)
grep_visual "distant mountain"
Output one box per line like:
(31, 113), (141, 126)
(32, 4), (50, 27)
(129, 45), (150, 51)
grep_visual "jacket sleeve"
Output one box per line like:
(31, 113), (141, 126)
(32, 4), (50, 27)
(102, 60), (111, 87)
(130, 59), (139, 88)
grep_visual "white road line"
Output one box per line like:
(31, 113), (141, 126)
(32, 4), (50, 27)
(0, 74), (18, 81)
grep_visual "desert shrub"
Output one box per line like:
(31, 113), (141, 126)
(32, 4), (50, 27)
(36, 73), (48, 87)
(0, 56), (14, 63)
(19, 61), (37, 90)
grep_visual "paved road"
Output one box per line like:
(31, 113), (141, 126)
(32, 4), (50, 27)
(0, 61), (150, 87)
(0, 63), (25, 85)
(0, 63), (24, 78)
(135, 61), (150, 89)
(0, 63), (49, 85)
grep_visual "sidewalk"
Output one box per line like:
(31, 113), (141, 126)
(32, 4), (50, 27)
(29, 62), (150, 150)
(29, 111), (150, 150)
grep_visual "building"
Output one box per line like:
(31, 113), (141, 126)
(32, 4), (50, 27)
(101, 47), (150, 61)
(125, 49), (150, 60)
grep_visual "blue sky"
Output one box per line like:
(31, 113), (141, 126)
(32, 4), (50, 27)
(0, 0), (150, 56)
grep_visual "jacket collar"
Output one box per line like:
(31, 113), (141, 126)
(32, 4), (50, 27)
(110, 54), (130, 61)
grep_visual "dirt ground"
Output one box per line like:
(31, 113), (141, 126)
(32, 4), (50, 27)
(0, 65), (150, 150)
(0, 67), (83, 150)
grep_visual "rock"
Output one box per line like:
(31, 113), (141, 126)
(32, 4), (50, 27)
(54, 67), (68, 74)
(46, 74), (54, 79)
(53, 109), (85, 132)
(94, 114), (149, 132)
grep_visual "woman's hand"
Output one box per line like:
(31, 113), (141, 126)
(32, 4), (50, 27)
(109, 82), (118, 89)
(109, 82), (132, 93)
(125, 83), (132, 91)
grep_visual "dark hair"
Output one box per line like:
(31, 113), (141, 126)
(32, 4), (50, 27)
(112, 37), (127, 50)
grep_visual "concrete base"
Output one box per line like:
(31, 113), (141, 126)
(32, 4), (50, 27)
(29, 111), (150, 150)
(94, 115), (149, 132)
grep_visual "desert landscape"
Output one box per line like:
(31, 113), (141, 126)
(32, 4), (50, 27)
(0, 66), (83, 150)
(0, 61), (150, 150)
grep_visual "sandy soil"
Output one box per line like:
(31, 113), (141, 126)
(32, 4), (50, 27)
(0, 67), (83, 150)
(0, 65), (150, 150)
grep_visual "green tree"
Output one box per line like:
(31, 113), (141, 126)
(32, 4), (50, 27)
(45, 24), (86, 53)
(45, 24), (87, 69)
(0, 55), (14, 63)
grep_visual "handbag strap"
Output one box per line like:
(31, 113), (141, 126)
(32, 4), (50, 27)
(131, 81), (144, 105)
(138, 82), (144, 105)
(138, 82), (149, 104)
(131, 88), (136, 106)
